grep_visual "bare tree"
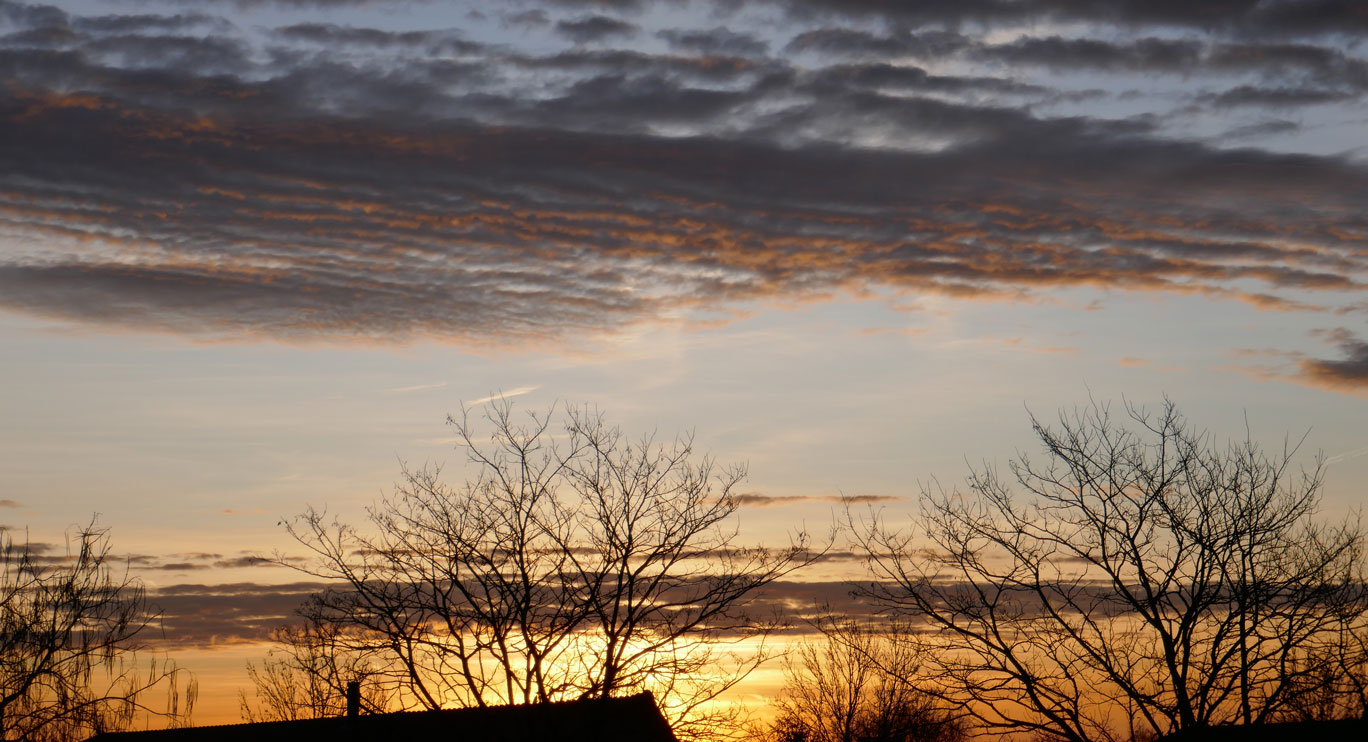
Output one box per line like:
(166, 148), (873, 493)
(851, 399), (1366, 742)
(238, 623), (391, 722)
(0, 520), (196, 741)
(1271, 620), (1368, 723)
(762, 616), (963, 742)
(281, 401), (815, 737)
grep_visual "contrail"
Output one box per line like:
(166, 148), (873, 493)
(467, 386), (541, 406)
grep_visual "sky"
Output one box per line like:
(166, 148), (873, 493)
(2, 0), (1368, 725)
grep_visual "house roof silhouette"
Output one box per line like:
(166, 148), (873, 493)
(1158, 717), (1367, 741)
(87, 692), (678, 742)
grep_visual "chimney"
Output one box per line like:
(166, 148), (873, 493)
(346, 681), (361, 718)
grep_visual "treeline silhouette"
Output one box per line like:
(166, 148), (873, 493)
(4, 399), (1365, 742)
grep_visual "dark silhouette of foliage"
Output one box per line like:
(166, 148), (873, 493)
(0, 520), (195, 740)
(274, 400), (815, 740)
(760, 615), (963, 742)
(238, 623), (391, 722)
(851, 399), (1368, 742)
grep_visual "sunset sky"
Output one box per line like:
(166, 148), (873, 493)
(2, 0), (1368, 724)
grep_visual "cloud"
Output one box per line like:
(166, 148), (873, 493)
(270, 22), (484, 55)
(140, 568), (1254, 649)
(555, 14), (638, 43)
(94, 549), (305, 574)
(466, 386), (541, 406)
(213, 555), (279, 568)
(0, 0), (1361, 379)
(789, 31), (1368, 107)
(0, 80), (1359, 344)
(503, 9), (550, 29)
(1224, 329), (1368, 394)
(110, 0), (417, 7)
(150, 581), (325, 647)
(769, 0), (1368, 37)
(1220, 120), (1300, 140)
(0, 102), (1360, 345)
(1324, 445), (1368, 467)
(1298, 329), (1368, 392)
(156, 562), (209, 571)
(141, 576), (891, 647)
(656, 26), (769, 58)
(0, 499), (21, 508)
(1203, 85), (1355, 109)
(540, 0), (645, 11)
(66, 0), (1368, 39)
(971, 35), (1202, 72)
(734, 493), (903, 507)
(1, 539), (56, 556)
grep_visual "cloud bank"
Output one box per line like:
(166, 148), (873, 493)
(0, 0), (1364, 385)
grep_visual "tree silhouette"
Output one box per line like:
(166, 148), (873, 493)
(851, 400), (1367, 742)
(278, 400), (815, 739)
(761, 615), (963, 742)
(0, 520), (195, 740)
(238, 623), (391, 722)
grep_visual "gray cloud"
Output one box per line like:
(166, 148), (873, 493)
(791, 31), (1368, 100)
(555, 14), (638, 43)
(74, 0), (1368, 37)
(972, 35), (1203, 72)
(0, 0), (1360, 370)
(116, 0), (420, 7)
(0, 81), (1363, 342)
(150, 581), (324, 647)
(1300, 329), (1368, 391)
(142, 577), (891, 647)
(1, 539), (55, 555)
(657, 26), (769, 58)
(538, 0), (645, 10)
(785, 27), (970, 59)
(1204, 85), (1356, 109)
(72, 12), (232, 35)
(145, 570), (1238, 649)
(503, 9), (550, 29)
(802, 62), (1050, 99)
(772, 0), (1368, 37)
(0, 0), (68, 27)
(213, 555), (281, 568)
(1220, 119), (1300, 140)
(155, 562), (208, 571)
(271, 22), (485, 55)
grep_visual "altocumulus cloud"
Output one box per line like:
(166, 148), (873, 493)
(0, 0), (1365, 385)
(145, 575), (893, 647)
